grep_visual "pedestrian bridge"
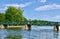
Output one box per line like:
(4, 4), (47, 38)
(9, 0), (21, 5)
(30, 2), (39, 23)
(0, 21), (59, 32)
(0, 21), (59, 25)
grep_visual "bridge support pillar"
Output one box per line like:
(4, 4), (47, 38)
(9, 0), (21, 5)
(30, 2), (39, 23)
(0, 24), (8, 29)
(53, 26), (59, 32)
(25, 24), (31, 30)
(3, 24), (8, 29)
(0, 25), (4, 28)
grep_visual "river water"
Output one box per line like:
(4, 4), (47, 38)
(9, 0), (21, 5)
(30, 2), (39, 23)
(0, 26), (60, 39)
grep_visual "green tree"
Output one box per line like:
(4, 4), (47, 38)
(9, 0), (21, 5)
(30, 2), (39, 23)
(5, 6), (27, 21)
(0, 13), (5, 22)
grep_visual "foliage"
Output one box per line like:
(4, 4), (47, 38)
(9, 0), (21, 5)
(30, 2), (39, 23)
(31, 19), (57, 26)
(5, 6), (27, 21)
(0, 13), (5, 22)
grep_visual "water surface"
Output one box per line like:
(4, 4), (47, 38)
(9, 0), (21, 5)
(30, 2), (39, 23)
(0, 26), (60, 39)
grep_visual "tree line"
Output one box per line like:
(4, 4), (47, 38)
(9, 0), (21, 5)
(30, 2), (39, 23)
(30, 19), (60, 26)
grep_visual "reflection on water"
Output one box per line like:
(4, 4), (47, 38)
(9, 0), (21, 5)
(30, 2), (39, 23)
(0, 26), (60, 39)
(6, 35), (22, 39)
(53, 32), (59, 39)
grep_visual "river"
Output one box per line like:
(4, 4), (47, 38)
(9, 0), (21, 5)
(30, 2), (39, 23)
(0, 26), (60, 39)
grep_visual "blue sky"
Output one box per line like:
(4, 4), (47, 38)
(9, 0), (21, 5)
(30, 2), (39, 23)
(0, 0), (60, 22)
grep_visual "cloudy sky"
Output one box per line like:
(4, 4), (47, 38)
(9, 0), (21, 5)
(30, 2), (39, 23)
(0, 0), (60, 22)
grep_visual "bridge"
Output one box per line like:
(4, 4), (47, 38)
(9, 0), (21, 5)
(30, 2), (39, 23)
(0, 21), (60, 32)
(0, 21), (59, 25)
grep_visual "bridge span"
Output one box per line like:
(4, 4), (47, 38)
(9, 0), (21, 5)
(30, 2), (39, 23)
(0, 21), (59, 32)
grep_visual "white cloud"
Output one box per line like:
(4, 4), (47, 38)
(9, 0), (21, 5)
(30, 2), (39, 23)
(5, 2), (32, 8)
(0, 2), (32, 11)
(35, 4), (60, 11)
(39, 0), (47, 2)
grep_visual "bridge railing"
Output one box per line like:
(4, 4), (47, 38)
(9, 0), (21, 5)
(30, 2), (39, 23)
(0, 21), (59, 26)
(0, 21), (31, 25)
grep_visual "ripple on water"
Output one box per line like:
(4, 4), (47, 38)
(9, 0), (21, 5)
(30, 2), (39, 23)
(0, 26), (60, 39)
(22, 26), (60, 39)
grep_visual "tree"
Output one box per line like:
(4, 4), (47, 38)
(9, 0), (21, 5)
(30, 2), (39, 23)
(0, 13), (5, 22)
(5, 6), (27, 21)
